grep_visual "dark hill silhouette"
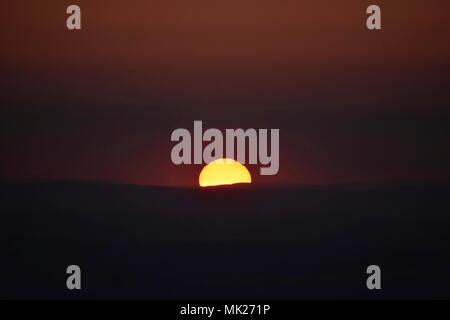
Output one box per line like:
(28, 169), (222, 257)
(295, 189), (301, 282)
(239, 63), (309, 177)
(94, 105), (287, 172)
(1, 180), (450, 299)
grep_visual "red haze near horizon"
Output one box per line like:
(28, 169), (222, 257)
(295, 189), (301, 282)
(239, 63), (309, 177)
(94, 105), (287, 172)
(1, 0), (450, 186)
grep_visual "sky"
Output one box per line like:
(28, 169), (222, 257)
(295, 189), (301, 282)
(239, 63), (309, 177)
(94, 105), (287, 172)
(1, 0), (450, 186)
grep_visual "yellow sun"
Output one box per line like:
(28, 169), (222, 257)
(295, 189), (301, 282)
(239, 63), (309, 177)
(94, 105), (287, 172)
(199, 158), (252, 187)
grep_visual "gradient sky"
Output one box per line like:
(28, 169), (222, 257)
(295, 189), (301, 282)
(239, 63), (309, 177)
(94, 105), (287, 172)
(1, 0), (450, 186)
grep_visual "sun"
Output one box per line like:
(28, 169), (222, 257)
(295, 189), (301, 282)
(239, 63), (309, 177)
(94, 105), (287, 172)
(199, 158), (252, 187)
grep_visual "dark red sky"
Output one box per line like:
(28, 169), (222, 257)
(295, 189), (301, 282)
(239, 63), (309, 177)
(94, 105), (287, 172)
(1, 0), (450, 186)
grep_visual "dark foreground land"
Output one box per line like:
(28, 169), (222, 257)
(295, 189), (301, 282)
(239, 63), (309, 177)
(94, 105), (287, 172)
(1, 181), (449, 299)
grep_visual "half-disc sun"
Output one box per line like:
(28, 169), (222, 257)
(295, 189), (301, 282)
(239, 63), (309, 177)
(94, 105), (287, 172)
(199, 158), (252, 187)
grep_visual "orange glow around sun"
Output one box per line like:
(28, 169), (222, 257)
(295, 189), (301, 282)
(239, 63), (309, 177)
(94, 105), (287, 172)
(199, 158), (252, 187)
